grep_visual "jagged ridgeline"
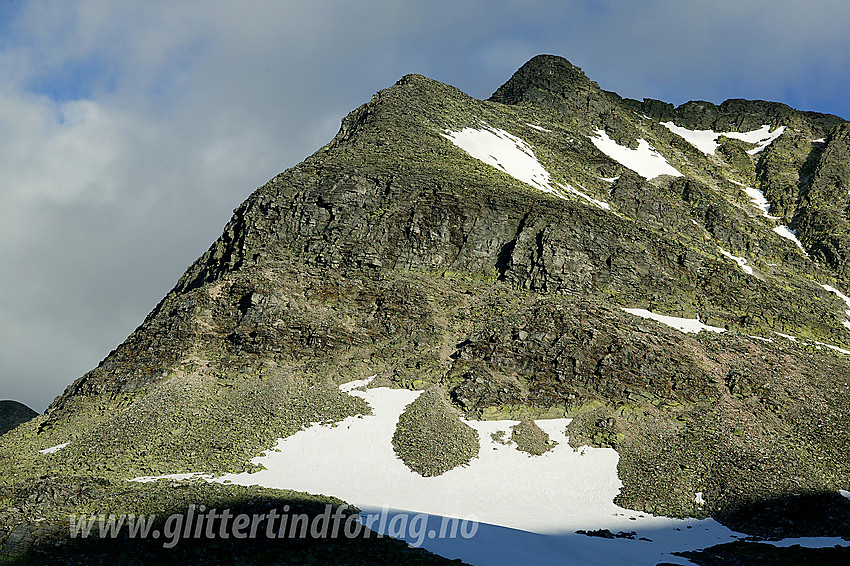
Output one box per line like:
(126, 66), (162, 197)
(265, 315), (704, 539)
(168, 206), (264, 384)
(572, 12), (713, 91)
(3, 55), (850, 538)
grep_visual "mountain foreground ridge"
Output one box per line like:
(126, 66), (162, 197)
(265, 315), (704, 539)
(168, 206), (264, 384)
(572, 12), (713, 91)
(3, 54), (850, 564)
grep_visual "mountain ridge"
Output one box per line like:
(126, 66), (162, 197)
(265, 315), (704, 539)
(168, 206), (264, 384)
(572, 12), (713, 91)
(3, 54), (850, 563)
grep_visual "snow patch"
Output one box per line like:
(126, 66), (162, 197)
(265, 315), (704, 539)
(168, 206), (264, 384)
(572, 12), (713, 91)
(748, 335), (774, 343)
(724, 125), (787, 155)
(526, 123), (551, 132)
(557, 183), (611, 210)
(694, 492), (705, 506)
(840, 490), (850, 500)
(773, 331), (850, 355)
(743, 188), (778, 219)
(773, 226), (807, 254)
(661, 122), (785, 155)
(443, 126), (611, 210)
(621, 308), (726, 334)
(131, 473), (213, 483)
(718, 248), (753, 275)
(661, 122), (720, 154)
(728, 179), (779, 219)
(820, 284), (850, 314)
(589, 129), (682, 179)
(38, 443), (69, 454)
(819, 284), (850, 334)
(764, 537), (850, 549)
(726, 180), (807, 255)
(774, 332), (798, 343)
(818, 341), (850, 355)
(339, 374), (377, 393)
(441, 126), (553, 193)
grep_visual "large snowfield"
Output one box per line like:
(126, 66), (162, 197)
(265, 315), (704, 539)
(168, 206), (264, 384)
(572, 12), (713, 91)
(201, 377), (850, 565)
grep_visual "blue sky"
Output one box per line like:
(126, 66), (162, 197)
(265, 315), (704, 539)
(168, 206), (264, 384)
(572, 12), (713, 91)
(2, 0), (850, 411)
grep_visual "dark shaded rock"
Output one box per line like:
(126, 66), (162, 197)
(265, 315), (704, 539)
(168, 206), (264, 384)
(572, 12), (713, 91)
(796, 123), (850, 276)
(677, 541), (850, 566)
(575, 529), (636, 540)
(0, 401), (37, 436)
(624, 96), (844, 134)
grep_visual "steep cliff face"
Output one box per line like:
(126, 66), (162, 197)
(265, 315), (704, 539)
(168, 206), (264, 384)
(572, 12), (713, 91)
(3, 56), (850, 558)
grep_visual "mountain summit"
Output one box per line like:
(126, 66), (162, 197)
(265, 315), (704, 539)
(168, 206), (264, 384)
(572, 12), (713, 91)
(489, 54), (601, 106)
(3, 55), (850, 564)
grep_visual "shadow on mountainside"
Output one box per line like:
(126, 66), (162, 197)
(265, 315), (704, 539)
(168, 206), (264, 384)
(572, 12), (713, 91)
(0, 477), (465, 565)
(5, 478), (849, 566)
(1, 464), (849, 566)
(673, 491), (850, 566)
(0, 402), (38, 437)
(713, 490), (850, 540)
(677, 542), (850, 566)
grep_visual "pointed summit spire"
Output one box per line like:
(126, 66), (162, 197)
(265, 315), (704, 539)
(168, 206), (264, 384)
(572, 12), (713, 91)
(489, 54), (598, 106)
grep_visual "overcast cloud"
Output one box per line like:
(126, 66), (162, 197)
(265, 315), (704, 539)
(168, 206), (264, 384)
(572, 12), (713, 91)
(2, 0), (850, 411)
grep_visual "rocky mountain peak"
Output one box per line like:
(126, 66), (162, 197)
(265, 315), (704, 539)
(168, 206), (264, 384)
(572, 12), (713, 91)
(489, 54), (599, 106)
(4, 55), (850, 564)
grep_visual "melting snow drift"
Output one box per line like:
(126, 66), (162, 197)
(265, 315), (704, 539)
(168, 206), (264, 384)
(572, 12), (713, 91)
(442, 125), (610, 209)
(589, 129), (682, 179)
(661, 122), (786, 155)
(821, 284), (850, 332)
(621, 309), (726, 334)
(38, 443), (69, 454)
(441, 126), (553, 193)
(133, 377), (850, 563)
(773, 225), (807, 254)
(726, 180), (807, 255)
(718, 248), (753, 275)
(660, 122), (720, 155)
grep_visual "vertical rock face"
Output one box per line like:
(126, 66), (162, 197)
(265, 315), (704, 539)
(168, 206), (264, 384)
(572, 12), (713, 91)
(3, 55), (850, 549)
(797, 123), (850, 274)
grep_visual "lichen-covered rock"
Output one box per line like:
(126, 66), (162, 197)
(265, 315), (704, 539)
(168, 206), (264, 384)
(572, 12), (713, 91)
(510, 419), (555, 456)
(796, 123), (850, 277)
(392, 386), (479, 476)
